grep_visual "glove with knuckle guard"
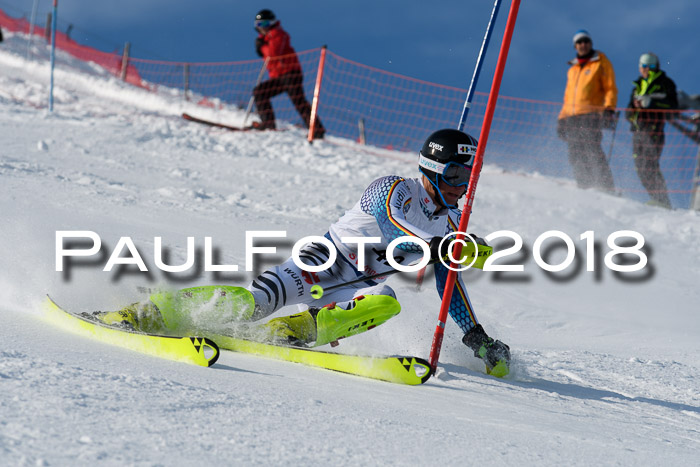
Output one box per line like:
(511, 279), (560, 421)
(429, 237), (449, 262)
(467, 233), (488, 247)
(429, 234), (488, 263)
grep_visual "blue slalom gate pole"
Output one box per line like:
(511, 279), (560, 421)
(415, 0), (503, 291)
(49, 0), (58, 112)
(457, 0), (502, 131)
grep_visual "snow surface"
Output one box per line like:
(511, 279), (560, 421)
(1, 33), (699, 465)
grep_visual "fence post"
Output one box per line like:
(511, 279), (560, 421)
(358, 118), (366, 145)
(48, 0), (58, 112)
(45, 13), (51, 42)
(691, 145), (700, 210)
(308, 45), (327, 143)
(184, 63), (190, 101)
(120, 42), (131, 81)
(26, 0), (39, 59)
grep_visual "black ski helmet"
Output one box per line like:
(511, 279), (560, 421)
(418, 129), (478, 208)
(255, 9), (276, 21)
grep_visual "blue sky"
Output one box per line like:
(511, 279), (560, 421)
(3, 0), (699, 104)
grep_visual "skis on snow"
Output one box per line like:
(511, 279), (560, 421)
(42, 296), (434, 385)
(182, 112), (275, 132)
(44, 295), (220, 367)
(210, 333), (433, 385)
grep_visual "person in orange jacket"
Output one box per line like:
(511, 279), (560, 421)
(557, 30), (616, 192)
(252, 9), (325, 139)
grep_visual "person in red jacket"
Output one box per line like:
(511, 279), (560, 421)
(252, 9), (325, 139)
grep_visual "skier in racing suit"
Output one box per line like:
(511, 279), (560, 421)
(99, 129), (510, 374)
(247, 129), (511, 372)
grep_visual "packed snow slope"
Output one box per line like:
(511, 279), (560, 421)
(1, 33), (699, 465)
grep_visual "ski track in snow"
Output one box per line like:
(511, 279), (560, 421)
(1, 33), (699, 465)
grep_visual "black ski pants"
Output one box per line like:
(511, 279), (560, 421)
(632, 126), (671, 207)
(559, 113), (616, 192)
(253, 69), (324, 133)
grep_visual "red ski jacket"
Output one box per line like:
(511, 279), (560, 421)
(258, 22), (302, 78)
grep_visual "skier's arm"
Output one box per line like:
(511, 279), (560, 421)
(434, 262), (478, 333)
(264, 29), (290, 59)
(362, 176), (434, 252)
(434, 209), (481, 332)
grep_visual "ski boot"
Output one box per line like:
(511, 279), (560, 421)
(261, 310), (317, 346)
(262, 294), (401, 347)
(87, 303), (140, 331)
(462, 324), (511, 377)
(87, 301), (166, 332)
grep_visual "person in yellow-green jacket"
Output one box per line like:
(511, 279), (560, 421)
(626, 53), (677, 209)
(557, 29), (617, 192)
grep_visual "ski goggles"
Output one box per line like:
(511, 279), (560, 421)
(255, 19), (274, 29)
(640, 63), (657, 69)
(419, 154), (473, 187)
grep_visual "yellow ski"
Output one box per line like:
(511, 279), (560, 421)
(208, 333), (433, 385)
(43, 296), (219, 367)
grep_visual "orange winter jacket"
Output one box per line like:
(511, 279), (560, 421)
(558, 51), (617, 120)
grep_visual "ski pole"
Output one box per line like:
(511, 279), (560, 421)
(311, 241), (492, 300)
(416, 0), (502, 292)
(243, 57), (269, 126)
(310, 259), (441, 300)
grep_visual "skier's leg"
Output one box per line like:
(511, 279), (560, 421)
(248, 240), (400, 346)
(635, 129), (671, 207)
(435, 264), (510, 375)
(147, 286), (256, 333)
(311, 283), (400, 347)
(282, 69), (325, 137)
(246, 239), (340, 319)
(566, 116), (592, 188)
(580, 114), (614, 192)
(253, 76), (286, 129)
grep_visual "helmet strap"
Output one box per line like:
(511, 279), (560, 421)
(420, 169), (455, 209)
